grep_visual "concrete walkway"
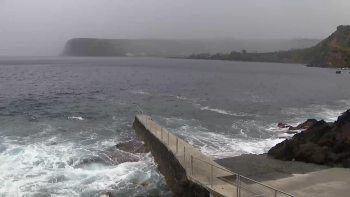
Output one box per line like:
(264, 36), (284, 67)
(137, 114), (238, 197)
(263, 168), (350, 197)
(136, 114), (293, 197)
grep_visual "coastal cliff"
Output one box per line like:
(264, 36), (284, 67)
(61, 38), (320, 57)
(61, 38), (128, 57)
(188, 25), (350, 68)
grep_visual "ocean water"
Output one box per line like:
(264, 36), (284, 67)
(1, 57), (350, 196)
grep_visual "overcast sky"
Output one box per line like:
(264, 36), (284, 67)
(0, 0), (349, 56)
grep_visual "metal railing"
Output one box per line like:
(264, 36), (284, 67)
(136, 106), (294, 197)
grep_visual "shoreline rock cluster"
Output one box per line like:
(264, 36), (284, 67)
(269, 109), (350, 168)
(278, 119), (318, 135)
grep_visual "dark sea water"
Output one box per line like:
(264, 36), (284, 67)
(1, 57), (349, 196)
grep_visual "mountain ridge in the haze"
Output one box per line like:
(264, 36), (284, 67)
(61, 38), (321, 57)
(188, 25), (350, 67)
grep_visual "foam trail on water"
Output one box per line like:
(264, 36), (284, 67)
(128, 90), (151, 95)
(282, 102), (349, 125)
(193, 104), (253, 117)
(68, 116), (84, 120)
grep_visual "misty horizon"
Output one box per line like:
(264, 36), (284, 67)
(0, 0), (349, 56)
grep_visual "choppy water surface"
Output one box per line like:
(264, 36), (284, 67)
(1, 57), (350, 196)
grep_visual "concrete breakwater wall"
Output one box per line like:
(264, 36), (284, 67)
(132, 117), (210, 197)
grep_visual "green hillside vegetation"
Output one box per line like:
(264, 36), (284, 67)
(188, 25), (350, 68)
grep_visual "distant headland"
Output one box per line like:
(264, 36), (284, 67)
(61, 38), (320, 58)
(188, 25), (350, 68)
(61, 25), (350, 68)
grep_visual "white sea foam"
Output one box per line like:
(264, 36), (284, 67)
(283, 105), (346, 123)
(243, 91), (271, 103)
(128, 90), (151, 95)
(170, 121), (283, 159)
(239, 129), (248, 138)
(0, 124), (166, 196)
(193, 131), (284, 159)
(194, 104), (252, 117)
(199, 106), (236, 115)
(159, 93), (206, 103)
(68, 116), (84, 120)
(175, 95), (206, 102)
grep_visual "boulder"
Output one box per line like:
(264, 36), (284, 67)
(100, 192), (113, 197)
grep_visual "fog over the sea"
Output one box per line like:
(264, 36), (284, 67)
(0, 0), (349, 56)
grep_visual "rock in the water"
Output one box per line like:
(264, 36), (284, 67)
(289, 119), (318, 130)
(277, 123), (292, 129)
(132, 181), (150, 187)
(116, 139), (149, 154)
(100, 192), (113, 197)
(105, 146), (140, 164)
(268, 110), (350, 168)
(285, 131), (298, 134)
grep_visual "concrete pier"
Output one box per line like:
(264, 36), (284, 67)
(133, 113), (294, 197)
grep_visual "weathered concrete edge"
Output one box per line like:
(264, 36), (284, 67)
(132, 116), (210, 197)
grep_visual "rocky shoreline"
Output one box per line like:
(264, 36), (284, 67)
(269, 109), (350, 168)
(106, 110), (350, 196)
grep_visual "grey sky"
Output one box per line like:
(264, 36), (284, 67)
(0, 0), (349, 56)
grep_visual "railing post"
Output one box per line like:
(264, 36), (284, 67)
(238, 175), (241, 197)
(236, 175), (239, 197)
(168, 132), (170, 145)
(191, 155), (193, 175)
(211, 164), (213, 187)
(176, 138), (178, 154)
(183, 146), (185, 163)
(275, 190), (277, 197)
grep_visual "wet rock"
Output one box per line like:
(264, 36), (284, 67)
(285, 131), (298, 134)
(277, 123), (292, 129)
(45, 141), (57, 146)
(268, 109), (350, 168)
(342, 157), (350, 168)
(100, 192), (113, 197)
(132, 181), (150, 187)
(115, 139), (149, 154)
(105, 146), (140, 164)
(289, 119), (318, 130)
(335, 110), (350, 128)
